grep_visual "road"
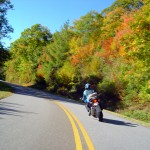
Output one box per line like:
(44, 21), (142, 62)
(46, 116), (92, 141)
(0, 82), (150, 150)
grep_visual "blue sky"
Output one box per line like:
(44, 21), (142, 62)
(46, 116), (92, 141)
(3, 0), (116, 47)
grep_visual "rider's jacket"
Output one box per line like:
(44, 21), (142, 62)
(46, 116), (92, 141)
(83, 89), (94, 103)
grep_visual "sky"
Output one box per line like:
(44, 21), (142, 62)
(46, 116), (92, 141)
(3, 0), (116, 47)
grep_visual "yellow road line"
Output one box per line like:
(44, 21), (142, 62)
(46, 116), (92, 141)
(65, 104), (95, 150)
(53, 100), (95, 150)
(53, 101), (82, 150)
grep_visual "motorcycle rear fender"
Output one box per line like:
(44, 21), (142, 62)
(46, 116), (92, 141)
(95, 105), (101, 113)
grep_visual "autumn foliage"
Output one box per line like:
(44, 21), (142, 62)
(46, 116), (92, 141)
(4, 0), (150, 122)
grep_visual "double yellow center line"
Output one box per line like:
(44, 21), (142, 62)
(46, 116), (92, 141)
(53, 101), (95, 150)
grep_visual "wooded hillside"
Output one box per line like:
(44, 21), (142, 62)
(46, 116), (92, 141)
(3, 0), (150, 122)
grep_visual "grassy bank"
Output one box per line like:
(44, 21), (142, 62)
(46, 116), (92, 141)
(121, 103), (149, 122)
(113, 102), (150, 127)
(0, 82), (13, 99)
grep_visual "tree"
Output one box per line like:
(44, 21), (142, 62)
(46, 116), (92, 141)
(102, 0), (143, 16)
(5, 24), (52, 84)
(45, 22), (73, 69)
(11, 24), (52, 64)
(37, 22), (74, 86)
(0, 0), (13, 79)
(0, 0), (13, 43)
(101, 7), (126, 39)
(72, 11), (103, 44)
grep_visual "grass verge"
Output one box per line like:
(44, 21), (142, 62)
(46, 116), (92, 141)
(0, 81), (13, 100)
(115, 103), (150, 128)
(105, 109), (150, 128)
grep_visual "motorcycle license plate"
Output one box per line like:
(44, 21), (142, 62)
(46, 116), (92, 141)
(93, 102), (98, 106)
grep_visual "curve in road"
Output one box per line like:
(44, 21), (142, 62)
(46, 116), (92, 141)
(53, 100), (95, 150)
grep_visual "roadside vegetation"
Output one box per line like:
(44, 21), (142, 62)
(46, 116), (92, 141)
(0, 82), (13, 99)
(0, 1), (14, 99)
(0, 0), (150, 123)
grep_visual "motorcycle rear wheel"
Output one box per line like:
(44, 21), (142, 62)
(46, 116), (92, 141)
(98, 112), (103, 122)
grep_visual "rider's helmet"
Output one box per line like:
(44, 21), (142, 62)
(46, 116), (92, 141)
(85, 83), (90, 90)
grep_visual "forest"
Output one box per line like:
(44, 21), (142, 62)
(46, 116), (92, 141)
(1, 0), (150, 122)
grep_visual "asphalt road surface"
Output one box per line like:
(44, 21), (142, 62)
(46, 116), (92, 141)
(0, 82), (150, 150)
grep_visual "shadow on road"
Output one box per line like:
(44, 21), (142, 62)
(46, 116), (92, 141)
(103, 118), (138, 127)
(0, 81), (80, 119)
(0, 101), (36, 119)
(5, 82), (83, 105)
(1, 81), (140, 127)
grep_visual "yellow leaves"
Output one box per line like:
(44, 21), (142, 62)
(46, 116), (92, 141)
(18, 44), (26, 49)
(102, 7), (126, 38)
(88, 57), (101, 75)
(106, 7), (125, 20)
(56, 62), (76, 84)
(115, 13), (134, 38)
(79, 56), (101, 78)
(59, 62), (75, 78)
(148, 80), (150, 89)
(69, 37), (80, 54)
(70, 43), (95, 66)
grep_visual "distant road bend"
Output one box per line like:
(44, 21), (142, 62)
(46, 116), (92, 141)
(0, 81), (150, 150)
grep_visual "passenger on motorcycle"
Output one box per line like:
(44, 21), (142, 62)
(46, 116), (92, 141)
(82, 83), (94, 115)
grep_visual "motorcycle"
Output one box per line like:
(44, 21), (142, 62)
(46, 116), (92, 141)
(86, 92), (103, 122)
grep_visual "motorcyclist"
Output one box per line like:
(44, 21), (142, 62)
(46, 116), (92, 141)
(82, 83), (94, 115)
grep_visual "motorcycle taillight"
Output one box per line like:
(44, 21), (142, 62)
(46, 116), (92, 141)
(93, 99), (98, 103)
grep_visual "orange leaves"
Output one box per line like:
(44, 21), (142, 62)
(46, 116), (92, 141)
(102, 38), (113, 53)
(38, 73), (44, 78)
(101, 13), (135, 60)
(115, 13), (134, 38)
(114, 13), (136, 57)
(70, 44), (94, 66)
(37, 65), (44, 77)
(122, 14), (134, 28)
(102, 7), (126, 39)
(38, 64), (42, 69)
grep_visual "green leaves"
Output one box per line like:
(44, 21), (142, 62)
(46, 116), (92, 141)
(102, 0), (143, 15)
(0, 0), (13, 40)
(45, 22), (73, 69)
(5, 24), (52, 84)
(4, 0), (150, 120)
(0, 0), (13, 78)
(73, 11), (103, 44)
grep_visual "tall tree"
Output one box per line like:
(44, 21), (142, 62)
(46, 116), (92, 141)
(45, 22), (73, 69)
(5, 24), (52, 84)
(0, 0), (13, 41)
(0, 0), (13, 79)
(38, 22), (74, 85)
(102, 0), (143, 16)
(72, 11), (103, 44)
